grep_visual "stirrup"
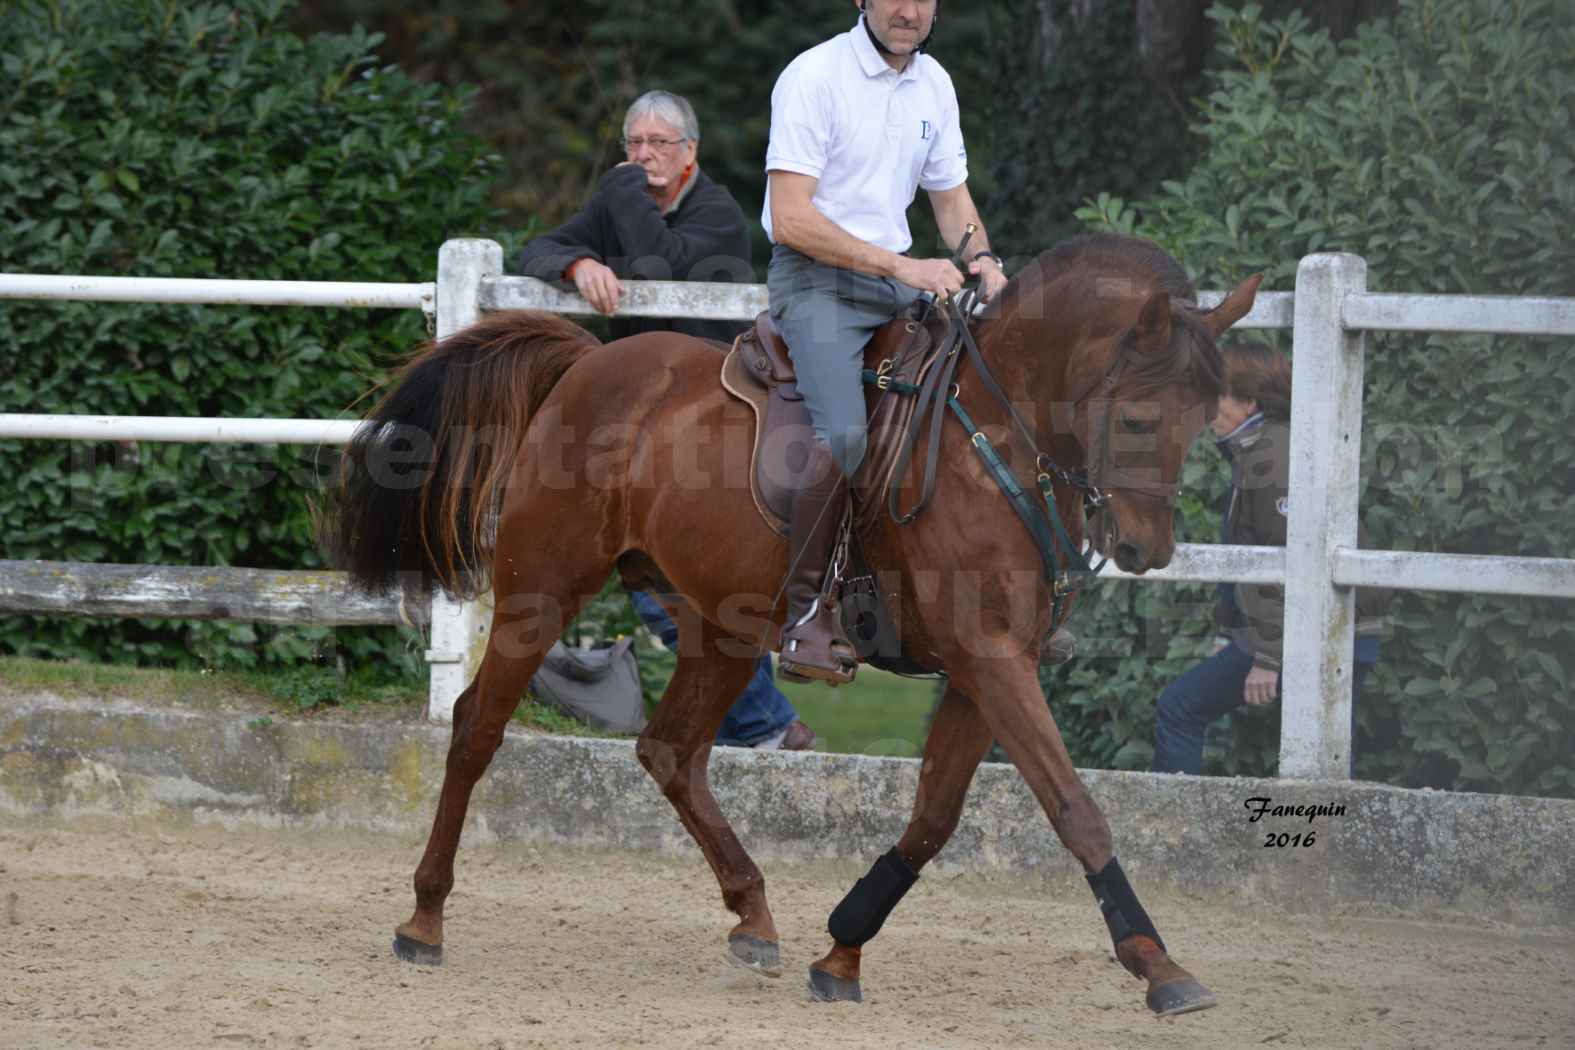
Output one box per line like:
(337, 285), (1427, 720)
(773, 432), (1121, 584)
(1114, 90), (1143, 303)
(780, 597), (859, 685)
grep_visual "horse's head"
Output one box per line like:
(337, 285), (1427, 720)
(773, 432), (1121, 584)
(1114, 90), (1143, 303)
(1071, 273), (1263, 573)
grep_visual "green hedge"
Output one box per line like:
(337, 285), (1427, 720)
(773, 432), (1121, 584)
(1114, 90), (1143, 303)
(0, 0), (506, 673)
(1058, 0), (1575, 797)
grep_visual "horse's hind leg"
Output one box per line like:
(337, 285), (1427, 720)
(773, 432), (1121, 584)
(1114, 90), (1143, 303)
(392, 544), (612, 966)
(808, 684), (995, 1003)
(634, 609), (784, 978)
(960, 658), (1216, 1017)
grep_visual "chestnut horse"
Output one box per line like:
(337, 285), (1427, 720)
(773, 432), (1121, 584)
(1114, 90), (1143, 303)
(321, 233), (1261, 1017)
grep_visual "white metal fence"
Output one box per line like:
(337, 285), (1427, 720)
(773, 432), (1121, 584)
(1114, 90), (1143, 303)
(3, 239), (1572, 779)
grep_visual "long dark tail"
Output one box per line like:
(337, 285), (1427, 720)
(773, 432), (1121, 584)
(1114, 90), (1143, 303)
(318, 310), (600, 598)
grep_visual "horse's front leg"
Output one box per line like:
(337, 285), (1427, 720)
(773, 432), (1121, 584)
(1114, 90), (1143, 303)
(958, 656), (1216, 1017)
(635, 612), (785, 978)
(809, 683), (996, 1002)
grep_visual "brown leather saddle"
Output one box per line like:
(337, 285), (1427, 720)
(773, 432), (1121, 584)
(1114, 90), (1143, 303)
(719, 307), (950, 538)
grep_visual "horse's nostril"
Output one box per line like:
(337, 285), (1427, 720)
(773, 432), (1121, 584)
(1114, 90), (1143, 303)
(1115, 541), (1145, 571)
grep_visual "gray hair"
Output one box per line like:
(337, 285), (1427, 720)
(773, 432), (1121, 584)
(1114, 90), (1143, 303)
(623, 90), (700, 143)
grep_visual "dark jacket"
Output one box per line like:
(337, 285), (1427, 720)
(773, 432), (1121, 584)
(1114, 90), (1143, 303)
(1214, 417), (1389, 672)
(516, 163), (751, 343)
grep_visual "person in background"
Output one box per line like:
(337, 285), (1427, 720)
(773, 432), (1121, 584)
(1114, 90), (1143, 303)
(517, 90), (812, 751)
(516, 89), (750, 343)
(1152, 342), (1387, 775)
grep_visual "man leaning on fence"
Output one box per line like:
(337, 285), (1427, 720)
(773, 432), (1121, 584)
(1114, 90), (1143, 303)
(516, 90), (751, 343)
(515, 90), (814, 751)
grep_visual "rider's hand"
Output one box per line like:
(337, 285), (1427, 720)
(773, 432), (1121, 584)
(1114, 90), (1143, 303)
(970, 254), (1009, 302)
(570, 258), (622, 315)
(1244, 665), (1280, 706)
(900, 256), (967, 300)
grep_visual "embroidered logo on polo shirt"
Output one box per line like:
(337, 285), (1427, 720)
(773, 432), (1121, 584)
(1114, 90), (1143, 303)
(1276, 496), (1289, 516)
(920, 120), (933, 140)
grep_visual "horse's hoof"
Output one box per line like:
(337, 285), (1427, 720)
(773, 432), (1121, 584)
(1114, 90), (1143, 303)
(807, 965), (862, 1003)
(392, 932), (443, 966)
(727, 933), (783, 978)
(1147, 976), (1216, 1017)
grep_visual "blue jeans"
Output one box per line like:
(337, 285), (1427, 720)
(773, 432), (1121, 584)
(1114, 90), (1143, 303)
(1152, 640), (1371, 775)
(629, 590), (797, 746)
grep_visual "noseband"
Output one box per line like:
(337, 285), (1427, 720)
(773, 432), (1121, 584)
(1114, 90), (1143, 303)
(1068, 326), (1193, 509)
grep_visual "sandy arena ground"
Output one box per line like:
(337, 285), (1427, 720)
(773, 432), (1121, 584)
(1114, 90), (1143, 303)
(1, 813), (1570, 1050)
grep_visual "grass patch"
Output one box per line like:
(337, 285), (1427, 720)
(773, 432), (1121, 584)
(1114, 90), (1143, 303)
(511, 695), (625, 738)
(0, 655), (946, 755)
(0, 655), (423, 716)
(778, 668), (942, 757)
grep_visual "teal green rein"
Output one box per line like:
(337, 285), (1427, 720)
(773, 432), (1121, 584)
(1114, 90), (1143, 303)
(860, 362), (1105, 628)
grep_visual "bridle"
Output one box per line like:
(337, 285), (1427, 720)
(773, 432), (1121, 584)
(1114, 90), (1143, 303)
(1066, 323), (1199, 510)
(864, 241), (1202, 622)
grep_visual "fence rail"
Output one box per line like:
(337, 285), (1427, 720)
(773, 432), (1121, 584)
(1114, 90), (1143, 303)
(2, 244), (1571, 781)
(0, 273), (433, 311)
(0, 559), (414, 626)
(0, 414), (356, 444)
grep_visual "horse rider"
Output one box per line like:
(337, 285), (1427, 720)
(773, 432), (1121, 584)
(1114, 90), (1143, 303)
(764, 0), (1009, 682)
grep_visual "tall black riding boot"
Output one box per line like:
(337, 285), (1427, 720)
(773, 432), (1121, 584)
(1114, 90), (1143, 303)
(779, 443), (858, 685)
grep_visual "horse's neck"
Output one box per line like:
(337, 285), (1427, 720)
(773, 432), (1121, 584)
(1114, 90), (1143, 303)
(973, 298), (1086, 467)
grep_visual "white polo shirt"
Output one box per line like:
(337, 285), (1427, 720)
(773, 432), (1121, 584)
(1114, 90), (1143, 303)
(762, 15), (969, 254)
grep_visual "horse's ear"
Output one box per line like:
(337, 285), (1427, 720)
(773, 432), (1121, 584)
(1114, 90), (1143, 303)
(1202, 273), (1264, 338)
(1134, 291), (1171, 355)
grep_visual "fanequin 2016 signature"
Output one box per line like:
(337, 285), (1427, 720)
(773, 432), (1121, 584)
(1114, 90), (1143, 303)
(1244, 796), (1347, 848)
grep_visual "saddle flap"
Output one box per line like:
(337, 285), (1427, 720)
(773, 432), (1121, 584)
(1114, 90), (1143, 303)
(720, 306), (953, 541)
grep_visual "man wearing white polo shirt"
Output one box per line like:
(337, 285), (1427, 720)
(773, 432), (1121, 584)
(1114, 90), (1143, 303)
(765, 0), (1008, 683)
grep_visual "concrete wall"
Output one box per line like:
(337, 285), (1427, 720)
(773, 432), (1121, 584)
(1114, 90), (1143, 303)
(3, 694), (1571, 929)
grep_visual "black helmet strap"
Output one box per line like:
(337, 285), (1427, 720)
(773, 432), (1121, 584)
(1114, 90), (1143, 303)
(858, 2), (939, 56)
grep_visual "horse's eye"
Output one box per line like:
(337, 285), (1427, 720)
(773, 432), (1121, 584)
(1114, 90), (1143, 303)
(1120, 409), (1158, 434)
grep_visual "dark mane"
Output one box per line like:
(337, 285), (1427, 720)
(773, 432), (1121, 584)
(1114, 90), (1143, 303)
(988, 233), (1221, 400)
(991, 232), (1197, 315)
(1038, 233), (1198, 304)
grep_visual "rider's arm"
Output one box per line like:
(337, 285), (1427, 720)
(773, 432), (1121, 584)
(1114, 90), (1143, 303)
(927, 182), (995, 260)
(767, 170), (910, 279)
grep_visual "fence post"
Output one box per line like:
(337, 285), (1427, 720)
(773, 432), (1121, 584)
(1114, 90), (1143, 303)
(425, 239), (503, 723)
(1280, 253), (1367, 778)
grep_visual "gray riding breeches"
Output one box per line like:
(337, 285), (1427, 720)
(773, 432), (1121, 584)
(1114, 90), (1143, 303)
(766, 244), (921, 478)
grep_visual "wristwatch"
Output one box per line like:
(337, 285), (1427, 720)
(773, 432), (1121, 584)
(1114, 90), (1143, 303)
(972, 250), (1005, 269)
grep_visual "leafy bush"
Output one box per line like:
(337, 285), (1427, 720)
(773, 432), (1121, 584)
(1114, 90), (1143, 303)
(1062, 0), (1575, 797)
(0, 0), (508, 675)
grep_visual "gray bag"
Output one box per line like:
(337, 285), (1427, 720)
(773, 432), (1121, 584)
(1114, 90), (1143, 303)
(529, 638), (647, 734)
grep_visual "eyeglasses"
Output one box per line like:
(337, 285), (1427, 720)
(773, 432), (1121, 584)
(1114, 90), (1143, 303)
(621, 136), (688, 153)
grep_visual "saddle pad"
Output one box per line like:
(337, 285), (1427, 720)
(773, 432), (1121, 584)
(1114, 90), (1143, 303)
(720, 344), (794, 536)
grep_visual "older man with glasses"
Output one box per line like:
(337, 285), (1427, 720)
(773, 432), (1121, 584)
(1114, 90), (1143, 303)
(517, 90), (752, 343)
